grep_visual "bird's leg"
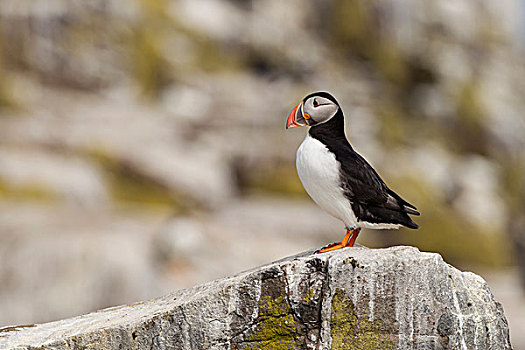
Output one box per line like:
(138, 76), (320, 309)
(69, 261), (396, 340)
(345, 228), (361, 247)
(316, 228), (356, 254)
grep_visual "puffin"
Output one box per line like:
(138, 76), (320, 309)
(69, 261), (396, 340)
(286, 92), (420, 253)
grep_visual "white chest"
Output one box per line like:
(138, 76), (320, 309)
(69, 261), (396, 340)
(296, 134), (358, 228)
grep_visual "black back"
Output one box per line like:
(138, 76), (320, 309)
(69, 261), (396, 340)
(309, 106), (419, 228)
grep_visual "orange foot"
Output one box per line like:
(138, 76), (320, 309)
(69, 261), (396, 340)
(316, 228), (361, 254)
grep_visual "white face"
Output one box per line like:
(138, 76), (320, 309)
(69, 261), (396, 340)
(303, 96), (339, 126)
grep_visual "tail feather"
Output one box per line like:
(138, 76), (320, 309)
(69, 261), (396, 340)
(403, 206), (420, 216)
(404, 218), (419, 229)
(386, 188), (420, 216)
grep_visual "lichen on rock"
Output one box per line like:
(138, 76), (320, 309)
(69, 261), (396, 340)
(244, 295), (298, 350)
(330, 288), (393, 349)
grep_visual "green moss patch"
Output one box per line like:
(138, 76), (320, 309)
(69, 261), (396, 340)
(87, 148), (186, 210)
(238, 163), (307, 197)
(303, 288), (315, 304)
(0, 179), (57, 202)
(244, 295), (299, 350)
(330, 289), (393, 350)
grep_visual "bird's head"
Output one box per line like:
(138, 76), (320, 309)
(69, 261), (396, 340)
(286, 92), (340, 129)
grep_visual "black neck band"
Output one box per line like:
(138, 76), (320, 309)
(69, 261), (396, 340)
(308, 109), (347, 143)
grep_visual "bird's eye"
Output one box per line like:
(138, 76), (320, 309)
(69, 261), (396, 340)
(313, 99), (319, 107)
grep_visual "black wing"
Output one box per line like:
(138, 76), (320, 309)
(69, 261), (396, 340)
(329, 140), (420, 228)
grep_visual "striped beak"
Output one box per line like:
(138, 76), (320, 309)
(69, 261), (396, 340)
(286, 102), (309, 129)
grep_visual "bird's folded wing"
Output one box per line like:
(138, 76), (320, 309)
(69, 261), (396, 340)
(336, 144), (418, 215)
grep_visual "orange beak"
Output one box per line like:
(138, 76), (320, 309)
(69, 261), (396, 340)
(286, 102), (308, 129)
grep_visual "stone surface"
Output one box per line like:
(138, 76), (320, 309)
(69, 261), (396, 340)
(0, 246), (512, 350)
(0, 203), (166, 325)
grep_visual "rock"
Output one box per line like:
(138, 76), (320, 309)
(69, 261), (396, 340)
(0, 88), (235, 209)
(0, 202), (168, 326)
(0, 246), (511, 350)
(0, 149), (109, 207)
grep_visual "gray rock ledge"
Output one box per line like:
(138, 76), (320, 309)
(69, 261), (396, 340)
(0, 246), (512, 350)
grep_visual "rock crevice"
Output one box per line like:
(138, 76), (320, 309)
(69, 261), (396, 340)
(0, 246), (512, 349)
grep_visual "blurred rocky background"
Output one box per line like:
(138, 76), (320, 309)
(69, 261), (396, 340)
(0, 0), (524, 347)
